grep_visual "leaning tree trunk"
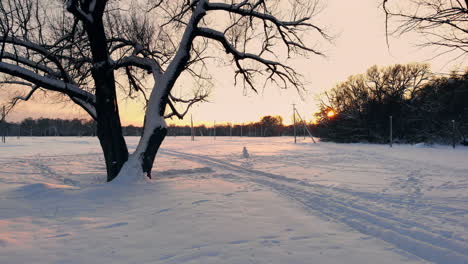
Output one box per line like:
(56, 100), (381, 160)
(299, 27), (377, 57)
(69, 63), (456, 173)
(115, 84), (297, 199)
(114, 77), (170, 182)
(117, 2), (204, 181)
(85, 19), (129, 182)
(141, 127), (167, 179)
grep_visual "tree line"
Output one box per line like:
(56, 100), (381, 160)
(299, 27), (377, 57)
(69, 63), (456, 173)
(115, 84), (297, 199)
(167, 116), (299, 137)
(313, 64), (468, 144)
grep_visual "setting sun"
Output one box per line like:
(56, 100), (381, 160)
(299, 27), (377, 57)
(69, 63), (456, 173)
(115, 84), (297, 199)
(327, 110), (336, 118)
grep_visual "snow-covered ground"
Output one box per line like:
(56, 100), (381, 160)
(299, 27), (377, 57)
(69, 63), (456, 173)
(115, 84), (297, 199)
(1, 136), (467, 264)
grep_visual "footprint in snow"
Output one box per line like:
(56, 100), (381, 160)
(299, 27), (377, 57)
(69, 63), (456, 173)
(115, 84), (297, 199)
(289, 235), (312, 241)
(192, 199), (210, 205)
(99, 222), (128, 229)
(228, 240), (250, 245)
(48, 233), (71, 238)
(154, 208), (171, 214)
(260, 235), (278, 239)
(260, 239), (281, 246)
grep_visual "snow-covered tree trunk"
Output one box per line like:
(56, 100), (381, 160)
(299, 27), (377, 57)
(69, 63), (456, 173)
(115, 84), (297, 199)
(114, 1), (208, 182)
(136, 84), (168, 180)
(115, 74), (168, 181)
(141, 127), (167, 178)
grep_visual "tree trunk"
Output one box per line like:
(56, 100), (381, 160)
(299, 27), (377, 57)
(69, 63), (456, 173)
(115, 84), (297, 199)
(93, 64), (129, 182)
(85, 20), (129, 182)
(142, 127), (167, 179)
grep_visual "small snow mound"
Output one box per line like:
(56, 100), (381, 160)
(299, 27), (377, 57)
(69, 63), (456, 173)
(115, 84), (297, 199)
(110, 157), (150, 185)
(242, 146), (250, 158)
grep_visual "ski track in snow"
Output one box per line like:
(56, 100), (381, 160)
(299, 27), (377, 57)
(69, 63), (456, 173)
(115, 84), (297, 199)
(0, 153), (106, 187)
(160, 149), (468, 264)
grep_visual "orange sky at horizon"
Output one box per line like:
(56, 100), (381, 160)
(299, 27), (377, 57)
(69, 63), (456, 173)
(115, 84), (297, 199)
(3, 0), (466, 127)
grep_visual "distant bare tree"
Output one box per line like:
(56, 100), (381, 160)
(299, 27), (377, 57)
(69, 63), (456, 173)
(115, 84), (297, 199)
(0, 0), (327, 182)
(383, 0), (468, 61)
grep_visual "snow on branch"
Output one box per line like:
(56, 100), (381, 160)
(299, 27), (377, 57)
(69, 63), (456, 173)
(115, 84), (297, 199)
(69, 96), (97, 120)
(0, 36), (73, 82)
(0, 61), (95, 104)
(1, 51), (61, 78)
(114, 55), (162, 74)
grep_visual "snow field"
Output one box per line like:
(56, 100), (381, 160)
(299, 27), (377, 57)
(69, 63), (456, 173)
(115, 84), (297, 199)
(0, 136), (467, 263)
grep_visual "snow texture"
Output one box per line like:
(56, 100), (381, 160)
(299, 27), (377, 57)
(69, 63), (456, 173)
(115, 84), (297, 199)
(0, 136), (467, 264)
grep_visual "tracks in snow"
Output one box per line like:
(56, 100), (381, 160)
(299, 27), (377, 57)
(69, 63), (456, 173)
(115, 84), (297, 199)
(161, 149), (468, 264)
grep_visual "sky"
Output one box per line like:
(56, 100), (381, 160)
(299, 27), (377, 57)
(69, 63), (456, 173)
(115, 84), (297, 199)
(4, 0), (466, 126)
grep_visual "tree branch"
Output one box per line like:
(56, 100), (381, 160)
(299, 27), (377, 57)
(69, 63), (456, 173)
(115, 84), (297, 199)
(0, 61), (95, 104)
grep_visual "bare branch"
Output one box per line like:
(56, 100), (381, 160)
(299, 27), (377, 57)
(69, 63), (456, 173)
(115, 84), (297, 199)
(383, 0), (468, 61)
(0, 61), (95, 104)
(164, 91), (209, 119)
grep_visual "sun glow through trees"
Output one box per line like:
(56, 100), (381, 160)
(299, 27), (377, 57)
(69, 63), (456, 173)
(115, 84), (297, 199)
(327, 110), (336, 118)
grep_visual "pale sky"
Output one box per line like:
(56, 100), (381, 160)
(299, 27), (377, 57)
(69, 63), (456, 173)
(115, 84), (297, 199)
(4, 0), (466, 126)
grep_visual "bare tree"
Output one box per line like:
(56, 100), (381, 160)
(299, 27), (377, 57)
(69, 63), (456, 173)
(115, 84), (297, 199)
(0, 0), (327, 182)
(383, 0), (468, 61)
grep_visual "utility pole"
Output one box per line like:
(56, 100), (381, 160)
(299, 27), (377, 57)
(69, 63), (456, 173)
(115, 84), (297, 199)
(230, 123), (232, 138)
(214, 120), (216, 140)
(452, 120), (456, 149)
(293, 104), (297, 144)
(1, 106), (5, 143)
(389, 116), (393, 148)
(191, 114), (194, 141)
(240, 125), (243, 137)
(294, 108), (316, 144)
(303, 122), (306, 139)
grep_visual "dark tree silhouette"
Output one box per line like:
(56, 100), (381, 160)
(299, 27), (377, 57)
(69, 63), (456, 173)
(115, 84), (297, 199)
(316, 64), (468, 143)
(383, 0), (468, 61)
(259, 115), (283, 136)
